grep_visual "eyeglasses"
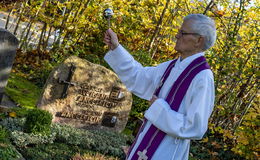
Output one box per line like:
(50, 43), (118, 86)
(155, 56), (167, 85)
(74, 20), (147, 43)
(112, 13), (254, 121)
(178, 30), (201, 37)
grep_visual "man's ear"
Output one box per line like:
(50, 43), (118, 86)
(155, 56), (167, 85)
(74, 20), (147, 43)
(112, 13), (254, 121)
(196, 36), (205, 49)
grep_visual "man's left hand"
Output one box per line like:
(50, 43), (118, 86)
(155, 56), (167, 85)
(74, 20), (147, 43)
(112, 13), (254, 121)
(149, 95), (158, 105)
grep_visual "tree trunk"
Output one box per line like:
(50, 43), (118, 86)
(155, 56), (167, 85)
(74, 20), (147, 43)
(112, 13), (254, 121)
(148, 0), (171, 56)
(234, 93), (257, 131)
(44, 26), (53, 50)
(54, 6), (68, 48)
(19, 14), (33, 42)
(19, 21), (32, 49)
(19, 0), (45, 50)
(62, 1), (83, 46)
(13, 0), (29, 35)
(203, 0), (214, 15)
(5, 5), (16, 29)
(37, 23), (47, 51)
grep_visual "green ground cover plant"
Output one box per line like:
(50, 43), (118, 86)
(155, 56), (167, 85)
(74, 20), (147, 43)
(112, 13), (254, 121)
(0, 125), (24, 159)
(0, 106), (131, 159)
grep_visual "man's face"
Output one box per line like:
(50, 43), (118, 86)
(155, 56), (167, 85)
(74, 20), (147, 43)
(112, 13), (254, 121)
(174, 20), (202, 55)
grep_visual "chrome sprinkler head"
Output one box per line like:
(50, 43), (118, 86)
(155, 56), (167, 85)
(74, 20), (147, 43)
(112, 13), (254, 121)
(103, 8), (113, 28)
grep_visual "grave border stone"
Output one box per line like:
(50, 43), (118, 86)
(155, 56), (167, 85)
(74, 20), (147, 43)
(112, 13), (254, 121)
(0, 28), (19, 104)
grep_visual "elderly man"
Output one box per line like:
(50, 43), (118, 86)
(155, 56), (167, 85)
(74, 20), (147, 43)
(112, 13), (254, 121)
(103, 14), (216, 160)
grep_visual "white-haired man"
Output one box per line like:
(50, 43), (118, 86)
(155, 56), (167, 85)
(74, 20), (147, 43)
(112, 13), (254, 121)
(104, 14), (216, 160)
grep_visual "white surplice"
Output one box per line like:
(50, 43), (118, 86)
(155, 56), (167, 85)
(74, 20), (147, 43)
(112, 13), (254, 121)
(104, 45), (215, 160)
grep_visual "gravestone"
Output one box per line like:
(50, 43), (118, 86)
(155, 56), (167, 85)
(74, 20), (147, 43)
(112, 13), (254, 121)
(0, 28), (19, 104)
(37, 56), (132, 132)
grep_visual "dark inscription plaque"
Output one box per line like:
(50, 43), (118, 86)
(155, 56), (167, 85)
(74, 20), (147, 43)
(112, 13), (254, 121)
(101, 112), (118, 127)
(56, 110), (102, 124)
(75, 84), (121, 110)
(54, 84), (124, 127)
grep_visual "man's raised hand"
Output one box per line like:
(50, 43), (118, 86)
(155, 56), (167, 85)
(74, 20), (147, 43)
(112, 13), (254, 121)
(103, 29), (119, 50)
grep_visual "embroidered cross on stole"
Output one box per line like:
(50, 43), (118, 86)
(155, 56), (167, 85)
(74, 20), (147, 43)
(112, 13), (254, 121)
(127, 56), (211, 160)
(137, 149), (148, 160)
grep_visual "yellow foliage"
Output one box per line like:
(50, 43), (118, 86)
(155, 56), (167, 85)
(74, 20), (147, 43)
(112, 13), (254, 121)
(8, 112), (17, 118)
(201, 137), (209, 143)
(223, 129), (234, 140)
(236, 132), (249, 145)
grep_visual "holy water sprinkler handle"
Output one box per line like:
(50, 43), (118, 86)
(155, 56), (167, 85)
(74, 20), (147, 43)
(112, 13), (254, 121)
(103, 8), (113, 28)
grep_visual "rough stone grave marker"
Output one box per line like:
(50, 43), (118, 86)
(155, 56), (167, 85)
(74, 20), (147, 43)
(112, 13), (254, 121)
(37, 56), (132, 132)
(0, 28), (19, 104)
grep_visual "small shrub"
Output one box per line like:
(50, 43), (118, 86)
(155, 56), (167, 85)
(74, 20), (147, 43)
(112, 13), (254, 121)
(24, 108), (52, 135)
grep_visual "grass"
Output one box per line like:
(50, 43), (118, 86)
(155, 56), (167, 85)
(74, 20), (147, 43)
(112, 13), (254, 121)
(5, 73), (41, 109)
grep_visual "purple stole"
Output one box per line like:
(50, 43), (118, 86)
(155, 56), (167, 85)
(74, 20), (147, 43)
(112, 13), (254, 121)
(127, 56), (210, 160)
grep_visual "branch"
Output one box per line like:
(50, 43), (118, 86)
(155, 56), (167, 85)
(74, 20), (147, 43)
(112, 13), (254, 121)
(148, 0), (171, 56)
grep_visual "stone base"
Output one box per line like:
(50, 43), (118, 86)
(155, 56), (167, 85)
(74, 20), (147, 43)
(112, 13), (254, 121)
(0, 105), (11, 112)
(0, 93), (17, 108)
